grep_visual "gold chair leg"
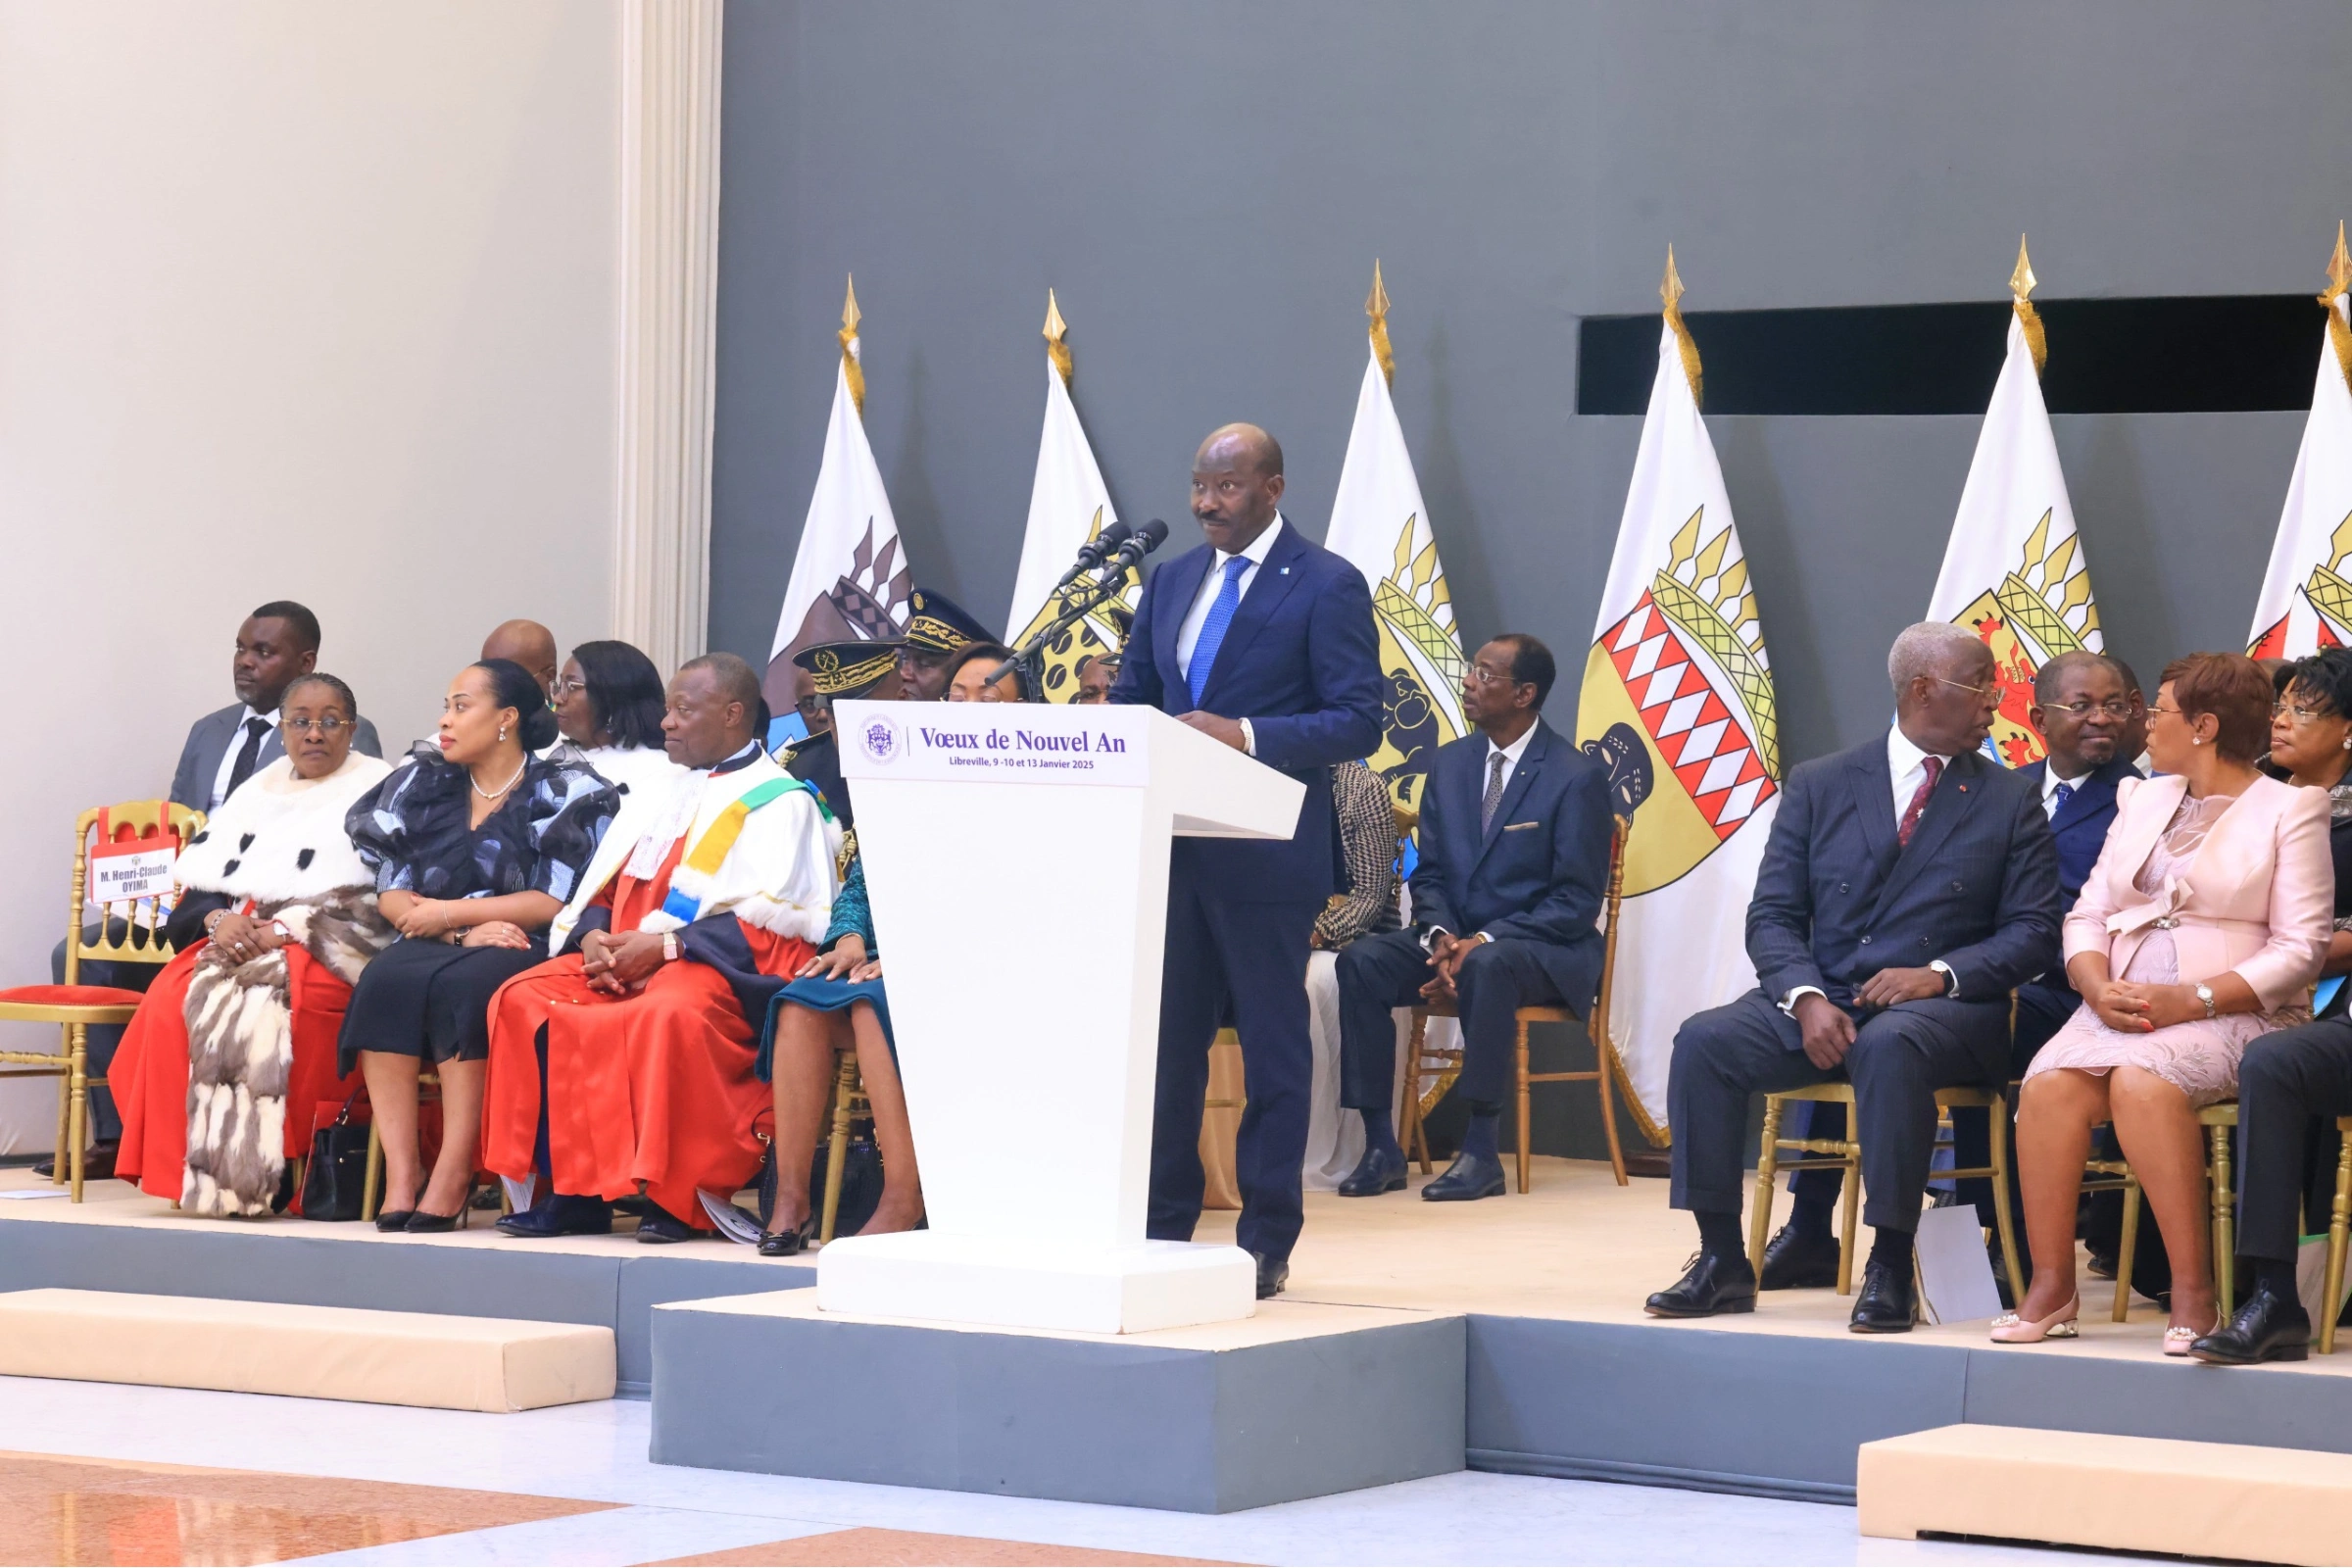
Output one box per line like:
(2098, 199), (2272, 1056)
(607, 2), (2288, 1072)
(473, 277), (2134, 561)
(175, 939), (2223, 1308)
(1837, 1137), (1861, 1298)
(2324, 1137), (2352, 1356)
(67, 1027), (88, 1202)
(50, 1025), (71, 1189)
(2208, 1122), (2235, 1321)
(1747, 1098), (1784, 1278)
(1989, 1100), (2025, 1303)
(1404, 1013), (1433, 1176)
(818, 1054), (858, 1246)
(1514, 1023), (1532, 1196)
(1593, 1022), (1628, 1187)
(2115, 1176), (2141, 1323)
(361, 1121), (382, 1223)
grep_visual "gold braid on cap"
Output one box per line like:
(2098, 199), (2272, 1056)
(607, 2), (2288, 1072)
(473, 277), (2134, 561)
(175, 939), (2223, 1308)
(808, 647), (899, 696)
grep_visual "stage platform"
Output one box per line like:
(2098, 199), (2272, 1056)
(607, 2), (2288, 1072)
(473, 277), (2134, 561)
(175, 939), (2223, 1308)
(10, 1159), (2352, 1510)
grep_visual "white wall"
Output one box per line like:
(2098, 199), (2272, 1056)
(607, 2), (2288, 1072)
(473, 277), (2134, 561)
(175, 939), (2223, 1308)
(0, 1), (623, 1148)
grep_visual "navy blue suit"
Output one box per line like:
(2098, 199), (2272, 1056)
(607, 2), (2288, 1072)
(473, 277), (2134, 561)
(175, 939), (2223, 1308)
(1668, 734), (2061, 1235)
(1338, 721), (1615, 1113)
(1110, 516), (1382, 1261)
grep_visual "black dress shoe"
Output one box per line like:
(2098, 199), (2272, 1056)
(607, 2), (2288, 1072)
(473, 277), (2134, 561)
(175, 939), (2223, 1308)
(1337, 1142), (1407, 1198)
(34, 1144), (117, 1181)
(1421, 1150), (1506, 1201)
(1644, 1251), (1757, 1317)
(372, 1210), (416, 1233)
(758, 1220), (812, 1258)
(405, 1205), (469, 1234)
(635, 1205), (700, 1245)
(1252, 1250), (1289, 1299)
(2189, 1282), (2312, 1365)
(1848, 1259), (1918, 1333)
(496, 1194), (613, 1240)
(1757, 1224), (1840, 1290)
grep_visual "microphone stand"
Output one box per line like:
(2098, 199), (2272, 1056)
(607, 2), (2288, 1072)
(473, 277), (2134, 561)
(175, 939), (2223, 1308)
(989, 567), (1134, 696)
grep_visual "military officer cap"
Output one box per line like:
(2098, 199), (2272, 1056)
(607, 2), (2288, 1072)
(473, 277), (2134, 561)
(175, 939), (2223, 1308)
(793, 637), (905, 698)
(904, 588), (997, 656)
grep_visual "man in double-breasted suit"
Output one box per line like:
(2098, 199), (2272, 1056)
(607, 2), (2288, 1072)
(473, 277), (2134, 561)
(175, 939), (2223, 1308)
(1334, 634), (1614, 1201)
(1110, 423), (1382, 1298)
(1646, 622), (2060, 1332)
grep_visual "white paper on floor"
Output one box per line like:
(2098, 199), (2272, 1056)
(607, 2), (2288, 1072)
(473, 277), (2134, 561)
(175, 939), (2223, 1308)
(1914, 1201), (2002, 1324)
(0, 1187), (71, 1200)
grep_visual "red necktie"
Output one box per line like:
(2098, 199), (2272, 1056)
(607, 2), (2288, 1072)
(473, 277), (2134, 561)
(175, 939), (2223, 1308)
(1896, 756), (1942, 848)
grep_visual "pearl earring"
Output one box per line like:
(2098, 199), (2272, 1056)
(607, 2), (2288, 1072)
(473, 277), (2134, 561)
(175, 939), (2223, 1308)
(499, 725), (508, 742)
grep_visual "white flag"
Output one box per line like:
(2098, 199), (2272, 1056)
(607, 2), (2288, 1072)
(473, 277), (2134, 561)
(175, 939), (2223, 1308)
(1324, 267), (1466, 814)
(1925, 242), (2101, 767)
(2249, 235), (2352, 659)
(1005, 293), (1132, 702)
(761, 279), (912, 711)
(1577, 252), (1781, 1141)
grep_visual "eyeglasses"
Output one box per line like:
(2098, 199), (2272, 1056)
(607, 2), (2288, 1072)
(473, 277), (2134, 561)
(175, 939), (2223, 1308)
(551, 677), (587, 700)
(1932, 675), (2008, 703)
(284, 716), (352, 736)
(2275, 700), (2339, 723)
(2151, 702), (2187, 718)
(1465, 665), (1523, 686)
(2044, 698), (2134, 719)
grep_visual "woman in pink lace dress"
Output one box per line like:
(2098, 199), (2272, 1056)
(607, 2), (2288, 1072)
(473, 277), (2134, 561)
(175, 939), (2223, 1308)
(1998, 654), (2332, 1352)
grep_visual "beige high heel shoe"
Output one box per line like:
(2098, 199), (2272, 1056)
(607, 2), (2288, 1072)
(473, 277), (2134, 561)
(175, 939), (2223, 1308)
(2165, 1309), (2222, 1356)
(1990, 1294), (2080, 1344)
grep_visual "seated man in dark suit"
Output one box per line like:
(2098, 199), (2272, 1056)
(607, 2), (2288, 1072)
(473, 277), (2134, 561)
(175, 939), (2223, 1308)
(1645, 622), (2060, 1332)
(1334, 634), (1613, 1200)
(47, 600), (383, 1178)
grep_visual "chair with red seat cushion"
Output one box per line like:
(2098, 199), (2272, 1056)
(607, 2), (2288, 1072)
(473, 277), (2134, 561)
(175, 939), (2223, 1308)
(0, 801), (205, 1200)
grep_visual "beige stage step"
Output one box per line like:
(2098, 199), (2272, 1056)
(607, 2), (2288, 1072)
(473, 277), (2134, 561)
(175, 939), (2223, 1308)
(1860, 1421), (2352, 1565)
(0, 1288), (613, 1412)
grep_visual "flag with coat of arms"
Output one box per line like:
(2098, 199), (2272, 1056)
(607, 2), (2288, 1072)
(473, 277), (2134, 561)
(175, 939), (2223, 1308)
(1577, 251), (1781, 1141)
(1925, 239), (2102, 765)
(1323, 264), (1467, 818)
(1004, 291), (1136, 701)
(2249, 225), (2352, 659)
(761, 276), (913, 716)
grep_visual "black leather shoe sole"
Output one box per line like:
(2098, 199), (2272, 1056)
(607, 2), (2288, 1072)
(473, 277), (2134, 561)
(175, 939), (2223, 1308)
(1847, 1311), (1917, 1334)
(1337, 1171), (1407, 1198)
(2189, 1335), (2310, 1365)
(1643, 1291), (1756, 1318)
(1759, 1261), (1838, 1291)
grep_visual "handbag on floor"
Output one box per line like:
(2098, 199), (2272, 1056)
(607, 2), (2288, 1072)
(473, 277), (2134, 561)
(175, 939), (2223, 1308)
(302, 1092), (371, 1222)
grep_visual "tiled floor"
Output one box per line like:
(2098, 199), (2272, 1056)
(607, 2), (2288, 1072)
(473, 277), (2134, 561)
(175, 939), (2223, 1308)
(0, 1375), (2162, 1566)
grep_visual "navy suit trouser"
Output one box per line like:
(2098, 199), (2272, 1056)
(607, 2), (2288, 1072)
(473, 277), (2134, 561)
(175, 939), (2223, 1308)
(1337, 930), (1568, 1113)
(1669, 987), (2009, 1235)
(1147, 867), (1321, 1262)
(2235, 1018), (2352, 1262)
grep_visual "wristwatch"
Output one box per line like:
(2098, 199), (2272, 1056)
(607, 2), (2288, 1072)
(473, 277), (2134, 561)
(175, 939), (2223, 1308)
(661, 932), (680, 964)
(2195, 981), (2218, 1019)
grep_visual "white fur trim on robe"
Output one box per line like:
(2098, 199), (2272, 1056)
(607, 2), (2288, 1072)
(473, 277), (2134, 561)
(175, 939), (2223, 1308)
(548, 752), (840, 953)
(174, 752), (391, 904)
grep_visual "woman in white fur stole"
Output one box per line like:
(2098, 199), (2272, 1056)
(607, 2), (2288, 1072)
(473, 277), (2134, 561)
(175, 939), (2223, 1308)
(113, 675), (395, 1216)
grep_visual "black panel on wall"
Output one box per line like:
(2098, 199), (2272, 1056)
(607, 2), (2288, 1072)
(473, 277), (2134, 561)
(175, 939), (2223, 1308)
(1579, 296), (2329, 416)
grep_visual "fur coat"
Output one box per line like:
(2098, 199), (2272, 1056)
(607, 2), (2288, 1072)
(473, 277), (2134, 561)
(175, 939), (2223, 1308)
(175, 754), (396, 1216)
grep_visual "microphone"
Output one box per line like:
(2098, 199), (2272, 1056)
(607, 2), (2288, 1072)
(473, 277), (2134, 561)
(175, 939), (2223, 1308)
(1098, 517), (1168, 577)
(1053, 519), (1133, 591)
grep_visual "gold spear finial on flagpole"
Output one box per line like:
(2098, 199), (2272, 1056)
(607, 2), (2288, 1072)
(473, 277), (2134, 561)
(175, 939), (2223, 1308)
(1367, 261), (1396, 387)
(1661, 245), (1702, 408)
(2009, 236), (2047, 378)
(1043, 288), (1072, 385)
(2321, 223), (2352, 393)
(839, 275), (865, 416)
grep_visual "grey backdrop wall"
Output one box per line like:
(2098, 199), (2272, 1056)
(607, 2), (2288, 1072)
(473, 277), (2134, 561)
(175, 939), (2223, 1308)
(710, 0), (2351, 765)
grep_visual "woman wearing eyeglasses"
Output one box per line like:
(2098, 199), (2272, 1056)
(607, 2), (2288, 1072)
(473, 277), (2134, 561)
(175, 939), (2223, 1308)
(1999, 653), (2332, 1352)
(550, 640), (684, 799)
(338, 659), (619, 1233)
(111, 674), (396, 1216)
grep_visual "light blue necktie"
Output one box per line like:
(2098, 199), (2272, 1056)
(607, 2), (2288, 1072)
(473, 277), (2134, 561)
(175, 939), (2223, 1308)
(1187, 557), (1250, 707)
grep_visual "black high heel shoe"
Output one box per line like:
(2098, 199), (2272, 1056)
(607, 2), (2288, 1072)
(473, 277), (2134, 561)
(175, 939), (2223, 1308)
(758, 1216), (814, 1257)
(405, 1203), (471, 1234)
(373, 1209), (417, 1233)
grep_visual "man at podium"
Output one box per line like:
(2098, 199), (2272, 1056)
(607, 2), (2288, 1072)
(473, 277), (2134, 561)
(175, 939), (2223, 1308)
(1110, 422), (1382, 1298)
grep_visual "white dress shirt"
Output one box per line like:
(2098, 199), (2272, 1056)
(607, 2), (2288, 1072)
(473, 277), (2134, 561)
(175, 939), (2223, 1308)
(209, 706), (280, 810)
(1173, 513), (1285, 755)
(1780, 723), (1959, 1014)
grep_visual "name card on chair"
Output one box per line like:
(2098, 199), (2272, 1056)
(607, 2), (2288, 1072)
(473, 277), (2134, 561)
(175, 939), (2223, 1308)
(89, 841), (177, 907)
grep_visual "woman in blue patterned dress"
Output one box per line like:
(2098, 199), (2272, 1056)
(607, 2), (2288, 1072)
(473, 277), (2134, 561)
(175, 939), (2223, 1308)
(339, 659), (618, 1233)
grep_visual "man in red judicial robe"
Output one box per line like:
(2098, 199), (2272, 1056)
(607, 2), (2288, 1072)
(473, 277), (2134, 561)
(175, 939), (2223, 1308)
(485, 653), (840, 1243)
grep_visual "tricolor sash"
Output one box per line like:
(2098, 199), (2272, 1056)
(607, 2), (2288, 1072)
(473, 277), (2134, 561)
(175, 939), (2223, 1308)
(658, 777), (824, 926)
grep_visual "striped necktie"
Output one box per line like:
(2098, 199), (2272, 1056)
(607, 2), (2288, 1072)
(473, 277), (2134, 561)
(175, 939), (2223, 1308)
(1187, 557), (1250, 708)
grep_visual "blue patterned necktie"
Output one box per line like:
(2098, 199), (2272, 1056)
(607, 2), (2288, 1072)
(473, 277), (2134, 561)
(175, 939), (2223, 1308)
(2052, 781), (2075, 816)
(1187, 557), (1250, 707)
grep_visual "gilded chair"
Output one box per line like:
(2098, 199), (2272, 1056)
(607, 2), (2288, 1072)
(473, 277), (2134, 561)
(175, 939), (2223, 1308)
(1401, 814), (1633, 1191)
(818, 1052), (870, 1245)
(0, 801), (203, 1200)
(1748, 1082), (2024, 1299)
(2322, 1115), (2352, 1354)
(2099, 1102), (2239, 1323)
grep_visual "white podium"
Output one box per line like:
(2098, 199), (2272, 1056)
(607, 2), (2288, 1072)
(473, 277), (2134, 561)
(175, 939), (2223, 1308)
(815, 700), (1305, 1333)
